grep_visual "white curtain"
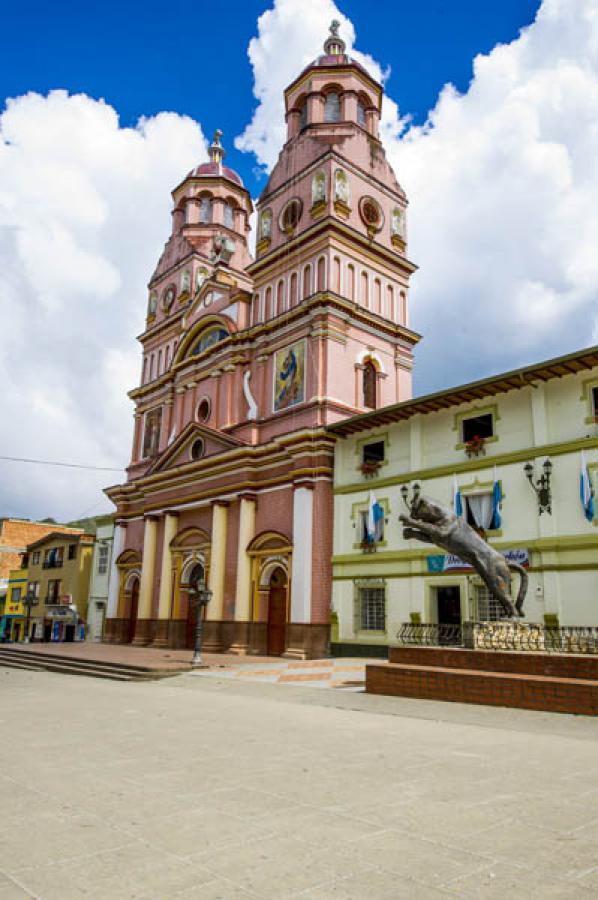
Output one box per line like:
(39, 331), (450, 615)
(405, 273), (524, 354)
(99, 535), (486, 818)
(467, 493), (494, 530)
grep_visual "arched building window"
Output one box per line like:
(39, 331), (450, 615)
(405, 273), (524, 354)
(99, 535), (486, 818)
(333, 257), (341, 294)
(363, 361), (377, 409)
(324, 92), (341, 123)
(303, 265), (312, 299)
(361, 272), (369, 308)
(290, 273), (298, 307)
(374, 278), (382, 315)
(317, 257), (326, 291)
(223, 202), (234, 229)
(199, 197), (212, 224)
(299, 100), (308, 130)
(357, 100), (366, 127)
(386, 285), (394, 320)
(347, 264), (355, 301)
(265, 286), (272, 318)
(277, 280), (285, 314)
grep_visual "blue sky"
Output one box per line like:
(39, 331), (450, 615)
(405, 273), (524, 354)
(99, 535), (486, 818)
(4, 0), (598, 520)
(1, 0), (540, 193)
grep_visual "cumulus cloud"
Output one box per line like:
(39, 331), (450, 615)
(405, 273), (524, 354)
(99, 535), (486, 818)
(0, 91), (206, 520)
(237, 0), (598, 393)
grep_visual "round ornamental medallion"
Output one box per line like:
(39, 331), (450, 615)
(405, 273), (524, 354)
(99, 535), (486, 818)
(359, 196), (384, 232)
(190, 438), (205, 461)
(196, 398), (210, 423)
(279, 198), (303, 234)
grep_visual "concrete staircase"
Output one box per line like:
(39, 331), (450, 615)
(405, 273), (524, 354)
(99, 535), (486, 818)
(366, 646), (598, 716)
(0, 647), (182, 682)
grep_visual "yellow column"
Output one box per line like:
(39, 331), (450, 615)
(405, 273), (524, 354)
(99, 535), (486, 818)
(154, 511), (178, 646)
(207, 501), (228, 622)
(231, 494), (257, 653)
(134, 515), (158, 645)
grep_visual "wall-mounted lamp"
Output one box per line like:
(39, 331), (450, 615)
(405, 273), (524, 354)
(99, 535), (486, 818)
(400, 482), (421, 510)
(524, 459), (552, 515)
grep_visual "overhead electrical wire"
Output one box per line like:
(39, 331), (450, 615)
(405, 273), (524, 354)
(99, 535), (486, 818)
(0, 455), (124, 473)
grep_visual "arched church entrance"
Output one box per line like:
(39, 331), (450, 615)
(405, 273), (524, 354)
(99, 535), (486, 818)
(267, 567), (287, 656)
(127, 577), (140, 644)
(185, 562), (205, 650)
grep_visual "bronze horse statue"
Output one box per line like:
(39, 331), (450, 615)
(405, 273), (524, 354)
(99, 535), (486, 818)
(400, 495), (527, 619)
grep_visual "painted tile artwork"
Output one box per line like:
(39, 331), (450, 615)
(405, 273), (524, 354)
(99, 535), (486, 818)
(274, 341), (305, 411)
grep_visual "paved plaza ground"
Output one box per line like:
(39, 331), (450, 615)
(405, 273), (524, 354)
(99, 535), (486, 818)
(2, 663), (598, 898)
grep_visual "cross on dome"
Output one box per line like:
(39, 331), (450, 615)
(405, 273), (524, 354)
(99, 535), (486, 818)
(324, 19), (346, 56)
(208, 129), (225, 167)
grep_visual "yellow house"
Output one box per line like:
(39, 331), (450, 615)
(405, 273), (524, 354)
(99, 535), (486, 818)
(1, 568), (28, 641)
(26, 532), (95, 641)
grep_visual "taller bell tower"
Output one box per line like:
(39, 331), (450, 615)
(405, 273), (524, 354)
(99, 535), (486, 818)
(247, 20), (419, 424)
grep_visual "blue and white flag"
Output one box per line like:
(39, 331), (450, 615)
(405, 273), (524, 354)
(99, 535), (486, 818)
(492, 467), (502, 529)
(580, 451), (595, 523)
(367, 491), (384, 542)
(453, 475), (463, 518)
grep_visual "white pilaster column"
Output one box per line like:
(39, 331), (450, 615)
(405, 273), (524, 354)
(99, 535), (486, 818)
(290, 486), (314, 623)
(135, 515), (159, 643)
(234, 494), (257, 623)
(207, 501), (228, 622)
(106, 521), (126, 619)
(154, 512), (178, 645)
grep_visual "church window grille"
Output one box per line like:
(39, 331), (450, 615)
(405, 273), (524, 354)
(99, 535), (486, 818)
(357, 100), (366, 127)
(357, 585), (386, 631)
(223, 203), (234, 229)
(97, 544), (109, 575)
(324, 91), (341, 123)
(476, 584), (506, 621)
(363, 361), (377, 409)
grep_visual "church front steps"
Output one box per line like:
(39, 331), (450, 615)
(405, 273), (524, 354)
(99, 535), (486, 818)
(367, 647), (598, 715)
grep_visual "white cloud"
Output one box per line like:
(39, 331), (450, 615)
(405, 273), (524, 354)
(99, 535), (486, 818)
(237, 0), (598, 392)
(0, 91), (207, 521)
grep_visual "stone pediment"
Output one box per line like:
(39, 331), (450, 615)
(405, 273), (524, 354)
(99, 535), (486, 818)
(150, 232), (195, 283)
(147, 423), (246, 475)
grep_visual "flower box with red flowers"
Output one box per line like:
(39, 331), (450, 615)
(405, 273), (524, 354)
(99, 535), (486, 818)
(465, 434), (486, 457)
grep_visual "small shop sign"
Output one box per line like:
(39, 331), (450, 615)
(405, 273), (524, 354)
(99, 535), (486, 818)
(427, 548), (529, 573)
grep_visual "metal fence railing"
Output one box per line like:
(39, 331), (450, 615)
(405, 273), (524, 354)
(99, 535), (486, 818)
(396, 622), (598, 654)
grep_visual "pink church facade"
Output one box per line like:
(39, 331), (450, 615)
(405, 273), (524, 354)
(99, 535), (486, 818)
(105, 23), (420, 658)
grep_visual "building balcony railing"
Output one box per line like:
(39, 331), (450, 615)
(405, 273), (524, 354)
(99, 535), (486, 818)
(42, 560), (63, 569)
(396, 622), (598, 654)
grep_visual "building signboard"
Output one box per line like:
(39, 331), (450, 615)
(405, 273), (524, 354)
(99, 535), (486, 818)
(426, 548), (529, 573)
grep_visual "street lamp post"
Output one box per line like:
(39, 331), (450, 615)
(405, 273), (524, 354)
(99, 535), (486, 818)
(23, 590), (38, 643)
(190, 579), (212, 667)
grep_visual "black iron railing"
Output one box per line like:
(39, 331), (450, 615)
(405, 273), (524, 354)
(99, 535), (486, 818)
(396, 622), (598, 654)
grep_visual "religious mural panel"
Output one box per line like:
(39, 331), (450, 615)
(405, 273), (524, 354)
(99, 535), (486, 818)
(273, 340), (305, 412)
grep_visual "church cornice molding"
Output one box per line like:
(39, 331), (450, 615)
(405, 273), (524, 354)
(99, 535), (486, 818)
(248, 216), (417, 280)
(129, 290), (419, 402)
(284, 64), (382, 111)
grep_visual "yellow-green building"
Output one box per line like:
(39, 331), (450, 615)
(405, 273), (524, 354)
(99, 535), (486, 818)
(0, 568), (29, 641)
(25, 532), (95, 641)
(329, 346), (598, 654)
